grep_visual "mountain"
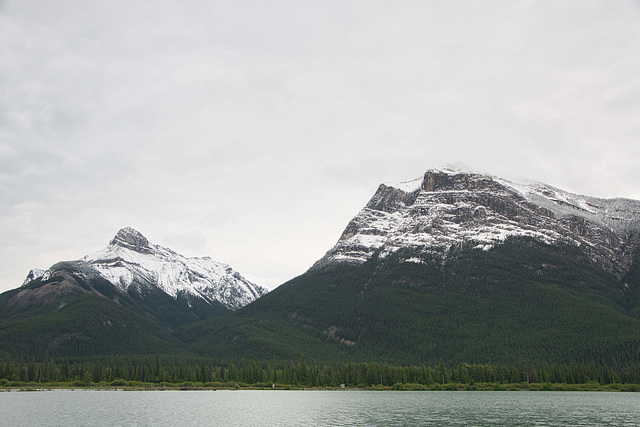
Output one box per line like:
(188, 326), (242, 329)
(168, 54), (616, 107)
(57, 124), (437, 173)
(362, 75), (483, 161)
(182, 167), (640, 365)
(315, 166), (640, 278)
(84, 227), (266, 311)
(0, 227), (267, 358)
(4, 170), (640, 365)
(21, 227), (267, 313)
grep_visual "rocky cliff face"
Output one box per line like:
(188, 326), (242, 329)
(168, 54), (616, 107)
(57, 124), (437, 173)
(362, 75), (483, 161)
(315, 167), (640, 278)
(111, 227), (152, 253)
(20, 227), (268, 311)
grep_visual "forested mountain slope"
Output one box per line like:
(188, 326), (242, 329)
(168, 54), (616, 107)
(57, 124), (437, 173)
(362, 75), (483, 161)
(182, 168), (640, 365)
(0, 228), (266, 358)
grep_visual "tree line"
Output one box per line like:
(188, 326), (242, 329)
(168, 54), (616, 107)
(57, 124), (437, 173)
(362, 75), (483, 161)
(2, 354), (640, 387)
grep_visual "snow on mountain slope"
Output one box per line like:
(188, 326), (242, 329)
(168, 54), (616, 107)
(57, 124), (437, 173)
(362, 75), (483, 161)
(82, 227), (268, 310)
(21, 268), (46, 287)
(315, 167), (640, 278)
(23, 227), (267, 310)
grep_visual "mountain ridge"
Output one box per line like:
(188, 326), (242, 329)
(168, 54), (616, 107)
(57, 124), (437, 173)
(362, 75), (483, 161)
(4, 169), (640, 365)
(1, 227), (269, 357)
(180, 167), (640, 365)
(314, 167), (640, 279)
(20, 227), (268, 311)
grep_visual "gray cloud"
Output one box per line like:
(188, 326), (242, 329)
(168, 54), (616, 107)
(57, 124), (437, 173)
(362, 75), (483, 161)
(2, 0), (640, 291)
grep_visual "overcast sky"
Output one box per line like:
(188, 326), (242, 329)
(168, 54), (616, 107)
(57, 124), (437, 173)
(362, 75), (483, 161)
(1, 0), (640, 292)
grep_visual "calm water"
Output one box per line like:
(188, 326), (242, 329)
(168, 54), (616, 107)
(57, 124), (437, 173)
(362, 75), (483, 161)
(1, 390), (639, 426)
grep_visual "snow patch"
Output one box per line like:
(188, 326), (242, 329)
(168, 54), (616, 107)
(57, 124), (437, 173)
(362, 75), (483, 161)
(386, 177), (423, 193)
(21, 268), (46, 287)
(403, 257), (425, 264)
(80, 229), (268, 310)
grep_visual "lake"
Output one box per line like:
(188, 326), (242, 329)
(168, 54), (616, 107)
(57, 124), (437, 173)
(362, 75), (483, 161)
(1, 390), (639, 426)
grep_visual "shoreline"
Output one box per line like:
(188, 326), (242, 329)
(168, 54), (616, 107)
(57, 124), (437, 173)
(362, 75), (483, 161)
(2, 382), (639, 392)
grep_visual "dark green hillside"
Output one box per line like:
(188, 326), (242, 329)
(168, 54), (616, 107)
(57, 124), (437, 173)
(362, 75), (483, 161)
(0, 261), (227, 359)
(182, 238), (640, 365)
(47, 261), (230, 329)
(0, 294), (186, 359)
(622, 255), (640, 319)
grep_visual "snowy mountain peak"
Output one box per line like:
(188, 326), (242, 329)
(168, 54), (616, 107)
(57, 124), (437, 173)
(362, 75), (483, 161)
(21, 228), (268, 311)
(83, 228), (268, 310)
(111, 227), (152, 253)
(316, 168), (640, 278)
(21, 268), (46, 287)
(384, 166), (494, 193)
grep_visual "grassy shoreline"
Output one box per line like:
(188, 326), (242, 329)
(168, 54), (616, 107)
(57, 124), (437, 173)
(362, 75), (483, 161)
(1, 381), (639, 392)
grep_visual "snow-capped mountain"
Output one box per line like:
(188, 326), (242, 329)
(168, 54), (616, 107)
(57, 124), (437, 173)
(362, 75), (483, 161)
(315, 167), (640, 278)
(21, 268), (46, 287)
(24, 227), (268, 310)
(182, 166), (640, 365)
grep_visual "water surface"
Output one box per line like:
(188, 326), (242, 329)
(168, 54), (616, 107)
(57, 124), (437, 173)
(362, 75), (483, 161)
(1, 390), (639, 426)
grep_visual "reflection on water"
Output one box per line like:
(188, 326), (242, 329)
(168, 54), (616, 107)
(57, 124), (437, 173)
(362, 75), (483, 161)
(1, 390), (639, 426)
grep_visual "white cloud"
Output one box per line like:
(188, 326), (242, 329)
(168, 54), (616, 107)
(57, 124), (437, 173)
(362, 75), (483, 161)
(1, 0), (640, 292)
